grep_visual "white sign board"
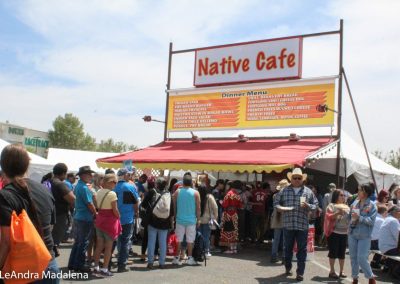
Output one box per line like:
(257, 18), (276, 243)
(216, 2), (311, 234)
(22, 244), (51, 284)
(194, 37), (302, 87)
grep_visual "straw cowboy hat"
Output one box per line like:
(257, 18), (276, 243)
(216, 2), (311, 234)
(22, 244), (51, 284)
(287, 168), (307, 182)
(276, 179), (290, 191)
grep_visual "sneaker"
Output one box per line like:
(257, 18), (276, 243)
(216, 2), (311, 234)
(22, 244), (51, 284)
(205, 252), (212, 258)
(172, 256), (182, 266)
(285, 268), (292, 276)
(147, 263), (154, 270)
(296, 274), (304, 281)
(224, 250), (234, 254)
(100, 270), (113, 277)
(117, 266), (129, 273)
(270, 257), (279, 263)
(186, 257), (197, 266)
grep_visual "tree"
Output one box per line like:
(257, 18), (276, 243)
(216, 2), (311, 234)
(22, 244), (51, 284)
(97, 138), (138, 153)
(387, 148), (400, 169)
(48, 113), (96, 150)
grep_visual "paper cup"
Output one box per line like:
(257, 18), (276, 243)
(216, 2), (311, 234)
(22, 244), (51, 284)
(300, 196), (306, 203)
(353, 208), (360, 215)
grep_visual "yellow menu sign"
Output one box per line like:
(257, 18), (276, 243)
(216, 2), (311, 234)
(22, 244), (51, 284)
(167, 82), (335, 131)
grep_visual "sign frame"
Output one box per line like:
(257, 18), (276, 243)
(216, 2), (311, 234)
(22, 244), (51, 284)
(193, 36), (303, 87)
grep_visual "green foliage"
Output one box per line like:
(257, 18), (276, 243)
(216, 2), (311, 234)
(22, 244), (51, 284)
(387, 148), (400, 169)
(98, 138), (137, 153)
(49, 113), (137, 153)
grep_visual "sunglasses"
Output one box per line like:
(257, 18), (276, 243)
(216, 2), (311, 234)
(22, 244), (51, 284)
(292, 177), (302, 180)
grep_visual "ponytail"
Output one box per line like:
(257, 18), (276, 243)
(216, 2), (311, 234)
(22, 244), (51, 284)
(12, 178), (43, 237)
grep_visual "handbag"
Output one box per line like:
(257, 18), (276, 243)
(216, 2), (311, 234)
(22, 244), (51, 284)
(207, 195), (219, 230)
(167, 232), (178, 256)
(3, 210), (52, 284)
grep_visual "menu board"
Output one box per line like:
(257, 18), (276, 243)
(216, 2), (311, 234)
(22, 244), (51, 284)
(167, 80), (335, 131)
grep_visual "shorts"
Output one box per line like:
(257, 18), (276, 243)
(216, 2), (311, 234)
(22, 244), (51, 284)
(96, 228), (113, 241)
(175, 223), (196, 243)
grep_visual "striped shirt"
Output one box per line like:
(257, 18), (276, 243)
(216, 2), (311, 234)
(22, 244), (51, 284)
(273, 185), (318, 231)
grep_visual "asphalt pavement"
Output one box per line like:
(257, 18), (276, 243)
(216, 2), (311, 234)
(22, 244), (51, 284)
(57, 241), (396, 284)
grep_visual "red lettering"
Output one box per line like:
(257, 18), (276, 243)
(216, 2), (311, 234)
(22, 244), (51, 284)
(198, 58), (208, 76)
(288, 53), (295, 67)
(219, 57), (227, 74)
(278, 48), (287, 69)
(232, 59), (242, 73)
(266, 56), (277, 70)
(256, 51), (265, 70)
(209, 62), (219, 75)
(227, 56), (232, 74)
(242, 58), (250, 71)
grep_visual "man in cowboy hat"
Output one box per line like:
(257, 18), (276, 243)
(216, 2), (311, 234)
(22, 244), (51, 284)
(273, 168), (318, 281)
(68, 166), (97, 272)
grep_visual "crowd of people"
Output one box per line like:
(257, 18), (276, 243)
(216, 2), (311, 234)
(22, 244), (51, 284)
(0, 144), (399, 283)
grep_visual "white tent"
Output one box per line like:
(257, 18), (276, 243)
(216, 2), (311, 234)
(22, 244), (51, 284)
(0, 138), (54, 182)
(307, 132), (400, 190)
(47, 148), (118, 173)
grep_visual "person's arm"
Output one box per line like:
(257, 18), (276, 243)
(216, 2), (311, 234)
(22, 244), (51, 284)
(358, 203), (377, 226)
(83, 187), (96, 216)
(111, 200), (120, 218)
(195, 191), (201, 227)
(172, 190), (178, 220)
(273, 190), (285, 212)
(63, 191), (76, 208)
(210, 195), (218, 218)
(0, 226), (11, 269)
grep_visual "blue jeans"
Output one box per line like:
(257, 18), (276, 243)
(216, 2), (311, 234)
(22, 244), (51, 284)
(284, 229), (308, 276)
(33, 258), (60, 284)
(348, 234), (374, 279)
(199, 224), (211, 252)
(147, 225), (168, 265)
(271, 228), (285, 259)
(68, 220), (93, 270)
(117, 223), (134, 268)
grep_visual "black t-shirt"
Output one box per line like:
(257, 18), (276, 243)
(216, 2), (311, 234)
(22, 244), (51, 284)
(0, 179), (56, 258)
(51, 177), (71, 215)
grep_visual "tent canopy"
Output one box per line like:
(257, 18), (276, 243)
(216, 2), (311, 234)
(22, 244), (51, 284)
(96, 138), (334, 173)
(308, 132), (400, 190)
(47, 148), (118, 173)
(0, 138), (54, 182)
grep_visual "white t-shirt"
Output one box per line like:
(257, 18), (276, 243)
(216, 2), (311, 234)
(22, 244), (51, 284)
(96, 188), (118, 209)
(293, 187), (301, 195)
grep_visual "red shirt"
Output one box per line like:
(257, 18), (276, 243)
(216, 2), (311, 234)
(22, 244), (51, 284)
(252, 189), (267, 214)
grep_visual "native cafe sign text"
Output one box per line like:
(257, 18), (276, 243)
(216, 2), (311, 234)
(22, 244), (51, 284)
(194, 37), (302, 86)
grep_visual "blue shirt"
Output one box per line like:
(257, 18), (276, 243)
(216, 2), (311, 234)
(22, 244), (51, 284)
(64, 180), (74, 191)
(135, 181), (145, 195)
(115, 181), (139, 225)
(176, 187), (197, 226)
(378, 215), (400, 253)
(74, 180), (94, 222)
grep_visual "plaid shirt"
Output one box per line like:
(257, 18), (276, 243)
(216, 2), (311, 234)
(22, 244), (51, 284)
(273, 185), (318, 231)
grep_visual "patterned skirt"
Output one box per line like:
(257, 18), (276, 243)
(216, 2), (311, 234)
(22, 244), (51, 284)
(219, 212), (239, 246)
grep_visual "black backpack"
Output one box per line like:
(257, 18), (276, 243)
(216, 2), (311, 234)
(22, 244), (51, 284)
(192, 231), (206, 266)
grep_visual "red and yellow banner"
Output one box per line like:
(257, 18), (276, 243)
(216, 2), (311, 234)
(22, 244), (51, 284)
(167, 80), (335, 131)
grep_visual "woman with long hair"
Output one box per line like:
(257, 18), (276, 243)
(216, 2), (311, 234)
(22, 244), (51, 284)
(198, 185), (218, 257)
(324, 189), (350, 279)
(0, 144), (59, 283)
(348, 183), (377, 284)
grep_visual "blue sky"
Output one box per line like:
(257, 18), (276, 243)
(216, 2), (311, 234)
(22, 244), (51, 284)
(0, 0), (399, 154)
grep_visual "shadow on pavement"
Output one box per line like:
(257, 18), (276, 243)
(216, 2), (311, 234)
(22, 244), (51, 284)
(255, 274), (299, 283)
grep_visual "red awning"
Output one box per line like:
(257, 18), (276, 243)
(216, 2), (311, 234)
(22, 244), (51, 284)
(96, 138), (335, 173)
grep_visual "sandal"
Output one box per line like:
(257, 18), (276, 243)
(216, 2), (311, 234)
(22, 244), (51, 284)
(339, 272), (347, 278)
(329, 272), (339, 279)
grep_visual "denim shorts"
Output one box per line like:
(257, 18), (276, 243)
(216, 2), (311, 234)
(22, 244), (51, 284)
(96, 228), (113, 241)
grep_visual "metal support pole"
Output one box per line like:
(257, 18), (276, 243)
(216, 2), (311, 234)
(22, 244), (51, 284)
(342, 68), (378, 192)
(335, 19), (344, 187)
(164, 42), (173, 141)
